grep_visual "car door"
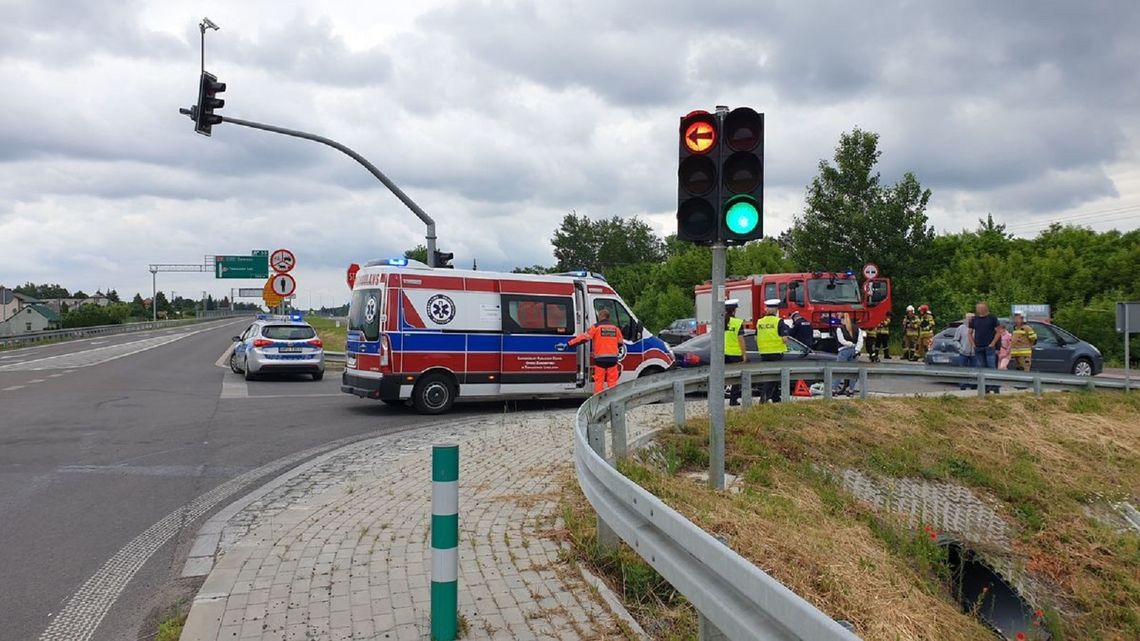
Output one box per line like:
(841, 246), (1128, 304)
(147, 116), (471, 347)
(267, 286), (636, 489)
(500, 294), (578, 390)
(1029, 322), (1068, 373)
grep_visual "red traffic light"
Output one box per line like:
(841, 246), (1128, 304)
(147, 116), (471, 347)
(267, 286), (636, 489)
(680, 112), (717, 155)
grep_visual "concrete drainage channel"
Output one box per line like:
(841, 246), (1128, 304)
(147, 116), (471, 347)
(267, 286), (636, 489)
(839, 469), (1050, 640)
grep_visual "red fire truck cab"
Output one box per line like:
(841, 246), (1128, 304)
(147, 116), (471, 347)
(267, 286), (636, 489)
(694, 272), (892, 351)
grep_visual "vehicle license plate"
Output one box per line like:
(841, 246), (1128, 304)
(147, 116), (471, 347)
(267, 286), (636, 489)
(279, 347), (302, 353)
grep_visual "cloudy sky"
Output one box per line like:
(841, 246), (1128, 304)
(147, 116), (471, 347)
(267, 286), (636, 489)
(2, 0), (1138, 307)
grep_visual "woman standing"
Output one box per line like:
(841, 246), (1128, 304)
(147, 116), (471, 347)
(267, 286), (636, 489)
(996, 323), (1013, 370)
(833, 313), (863, 396)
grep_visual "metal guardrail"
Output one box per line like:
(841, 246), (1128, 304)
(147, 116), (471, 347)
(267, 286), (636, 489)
(574, 362), (1137, 641)
(0, 312), (252, 349)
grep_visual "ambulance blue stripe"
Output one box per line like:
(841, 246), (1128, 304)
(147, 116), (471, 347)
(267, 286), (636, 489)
(347, 332), (664, 355)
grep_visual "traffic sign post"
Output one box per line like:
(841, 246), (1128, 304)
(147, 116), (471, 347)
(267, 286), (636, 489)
(271, 248), (296, 273)
(1118, 302), (1140, 393)
(215, 254), (269, 279)
(269, 273), (297, 298)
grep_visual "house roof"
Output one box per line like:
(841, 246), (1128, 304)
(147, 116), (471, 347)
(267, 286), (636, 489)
(27, 304), (61, 322)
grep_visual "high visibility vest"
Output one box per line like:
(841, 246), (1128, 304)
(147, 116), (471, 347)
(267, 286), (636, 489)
(904, 315), (920, 335)
(569, 321), (623, 358)
(724, 317), (744, 356)
(919, 313), (936, 334)
(755, 314), (787, 354)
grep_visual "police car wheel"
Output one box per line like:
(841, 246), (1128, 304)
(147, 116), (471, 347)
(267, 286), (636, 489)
(312, 371), (324, 381)
(229, 352), (242, 374)
(243, 362), (256, 381)
(412, 373), (456, 414)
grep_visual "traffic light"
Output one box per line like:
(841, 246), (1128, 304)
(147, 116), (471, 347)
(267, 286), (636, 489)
(433, 250), (454, 269)
(676, 110), (718, 243)
(718, 107), (764, 244)
(195, 71), (226, 136)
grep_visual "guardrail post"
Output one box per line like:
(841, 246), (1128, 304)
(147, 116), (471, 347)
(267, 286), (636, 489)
(1033, 376), (1042, 397)
(587, 420), (619, 551)
(673, 381), (685, 429)
(1087, 378), (1096, 392)
(858, 368), (869, 399)
(740, 371), (752, 408)
(977, 371), (986, 398)
(823, 366), (833, 400)
(611, 402), (628, 460)
(780, 367), (790, 400)
(431, 444), (459, 641)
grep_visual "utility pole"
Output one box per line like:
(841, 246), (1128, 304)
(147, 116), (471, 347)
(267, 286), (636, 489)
(150, 267), (158, 321)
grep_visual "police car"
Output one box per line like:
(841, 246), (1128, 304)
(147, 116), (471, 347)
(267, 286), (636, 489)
(230, 314), (325, 381)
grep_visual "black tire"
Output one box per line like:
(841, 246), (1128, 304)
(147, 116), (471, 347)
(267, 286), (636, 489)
(229, 352), (242, 374)
(1072, 357), (1093, 377)
(412, 372), (457, 414)
(243, 362), (256, 381)
(638, 366), (664, 378)
(312, 371), (324, 381)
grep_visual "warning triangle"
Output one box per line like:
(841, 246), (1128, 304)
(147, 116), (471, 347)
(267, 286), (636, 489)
(792, 379), (812, 397)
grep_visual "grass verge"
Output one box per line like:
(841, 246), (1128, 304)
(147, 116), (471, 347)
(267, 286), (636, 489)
(306, 315), (347, 352)
(626, 391), (1139, 640)
(153, 609), (188, 641)
(558, 473), (697, 640)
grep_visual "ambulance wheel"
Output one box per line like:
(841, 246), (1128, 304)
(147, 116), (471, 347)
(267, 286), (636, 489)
(412, 373), (456, 414)
(638, 366), (664, 378)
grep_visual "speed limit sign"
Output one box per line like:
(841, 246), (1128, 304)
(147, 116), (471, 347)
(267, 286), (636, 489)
(269, 273), (296, 297)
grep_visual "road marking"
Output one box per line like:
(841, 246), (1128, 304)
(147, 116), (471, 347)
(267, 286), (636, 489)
(2, 385), (25, 391)
(37, 431), (392, 641)
(0, 326), (219, 372)
(89, 340), (106, 346)
(214, 345), (235, 369)
(220, 378), (249, 399)
(234, 393), (343, 399)
(28, 378), (46, 384)
(48, 373), (64, 378)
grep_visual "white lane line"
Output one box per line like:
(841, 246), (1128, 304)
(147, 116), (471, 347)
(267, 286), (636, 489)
(48, 373), (64, 378)
(214, 345), (235, 369)
(89, 340), (106, 346)
(64, 369), (76, 374)
(28, 378), (46, 384)
(37, 433), (379, 641)
(2, 385), (26, 391)
(219, 377), (249, 399)
(236, 393), (343, 399)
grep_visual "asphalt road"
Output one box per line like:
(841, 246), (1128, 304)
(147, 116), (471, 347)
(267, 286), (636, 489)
(0, 319), (506, 641)
(0, 322), (1075, 640)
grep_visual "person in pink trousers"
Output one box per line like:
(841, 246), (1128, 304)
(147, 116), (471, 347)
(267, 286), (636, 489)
(996, 324), (1013, 370)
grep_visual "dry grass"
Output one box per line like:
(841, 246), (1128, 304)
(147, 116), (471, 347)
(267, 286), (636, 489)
(634, 391), (1140, 641)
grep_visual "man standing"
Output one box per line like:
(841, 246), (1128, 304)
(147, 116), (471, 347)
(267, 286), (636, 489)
(877, 313), (893, 360)
(724, 299), (749, 405)
(953, 312), (976, 390)
(918, 305), (936, 360)
(865, 317), (880, 362)
(789, 311), (814, 349)
(968, 302), (1001, 393)
(1010, 312), (1037, 372)
(754, 298), (789, 403)
(903, 305), (920, 361)
(564, 308), (624, 394)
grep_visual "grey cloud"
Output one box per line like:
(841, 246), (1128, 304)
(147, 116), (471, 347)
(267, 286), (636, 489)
(0, 0), (185, 62)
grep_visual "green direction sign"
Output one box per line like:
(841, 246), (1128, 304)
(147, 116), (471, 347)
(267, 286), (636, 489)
(215, 254), (269, 279)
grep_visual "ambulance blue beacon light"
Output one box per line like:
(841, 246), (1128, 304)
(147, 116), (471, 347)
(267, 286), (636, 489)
(387, 257), (408, 267)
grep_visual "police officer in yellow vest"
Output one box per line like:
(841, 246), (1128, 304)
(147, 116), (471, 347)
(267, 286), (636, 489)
(724, 299), (748, 405)
(754, 298), (789, 403)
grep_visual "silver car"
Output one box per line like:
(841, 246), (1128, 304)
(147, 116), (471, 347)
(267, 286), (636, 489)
(230, 316), (325, 381)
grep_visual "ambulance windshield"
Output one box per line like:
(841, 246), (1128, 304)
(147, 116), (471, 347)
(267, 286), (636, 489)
(348, 288), (382, 341)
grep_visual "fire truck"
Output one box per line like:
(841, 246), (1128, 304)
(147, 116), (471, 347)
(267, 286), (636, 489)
(340, 258), (674, 413)
(694, 271), (892, 351)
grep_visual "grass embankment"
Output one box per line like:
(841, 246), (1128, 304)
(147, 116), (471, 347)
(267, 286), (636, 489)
(565, 392), (1140, 641)
(306, 315), (347, 352)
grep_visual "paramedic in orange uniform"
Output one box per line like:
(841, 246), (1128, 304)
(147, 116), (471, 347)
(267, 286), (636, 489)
(565, 308), (624, 394)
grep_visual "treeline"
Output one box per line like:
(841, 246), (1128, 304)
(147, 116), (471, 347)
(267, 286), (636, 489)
(8, 284), (259, 328)
(509, 129), (1139, 365)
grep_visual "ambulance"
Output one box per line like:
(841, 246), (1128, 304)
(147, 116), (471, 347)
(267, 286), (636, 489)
(340, 258), (674, 413)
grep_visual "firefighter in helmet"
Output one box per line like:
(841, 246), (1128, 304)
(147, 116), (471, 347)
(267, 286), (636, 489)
(865, 315), (880, 362)
(877, 312), (893, 360)
(903, 305), (921, 361)
(1010, 311), (1037, 371)
(918, 304), (936, 359)
(563, 308), (624, 394)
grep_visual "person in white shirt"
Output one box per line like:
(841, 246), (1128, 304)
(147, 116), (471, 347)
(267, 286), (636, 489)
(833, 313), (863, 396)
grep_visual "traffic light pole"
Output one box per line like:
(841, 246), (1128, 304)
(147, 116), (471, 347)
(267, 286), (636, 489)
(180, 111), (438, 266)
(708, 241), (726, 491)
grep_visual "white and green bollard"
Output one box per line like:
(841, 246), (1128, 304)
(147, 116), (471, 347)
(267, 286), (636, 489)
(431, 444), (459, 641)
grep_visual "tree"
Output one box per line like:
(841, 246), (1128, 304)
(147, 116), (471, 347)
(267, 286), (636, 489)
(106, 289), (120, 302)
(129, 293), (147, 318)
(154, 291), (170, 314)
(551, 211), (664, 272)
(511, 265), (552, 274)
(15, 282), (70, 299)
(404, 245), (429, 263)
(72, 290), (89, 299)
(784, 128), (934, 314)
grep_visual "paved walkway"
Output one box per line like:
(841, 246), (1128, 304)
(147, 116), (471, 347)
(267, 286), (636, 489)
(179, 408), (653, 641)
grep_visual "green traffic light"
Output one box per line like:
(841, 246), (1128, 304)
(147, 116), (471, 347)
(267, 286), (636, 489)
(725, 199), (759, 234)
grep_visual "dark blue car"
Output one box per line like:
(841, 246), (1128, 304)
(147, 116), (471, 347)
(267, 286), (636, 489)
(924, 319), (1103, 376)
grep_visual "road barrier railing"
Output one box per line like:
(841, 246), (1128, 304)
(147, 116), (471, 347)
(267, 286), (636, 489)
(0, 312), (253, 349)
(574, 363), (1136, 641)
